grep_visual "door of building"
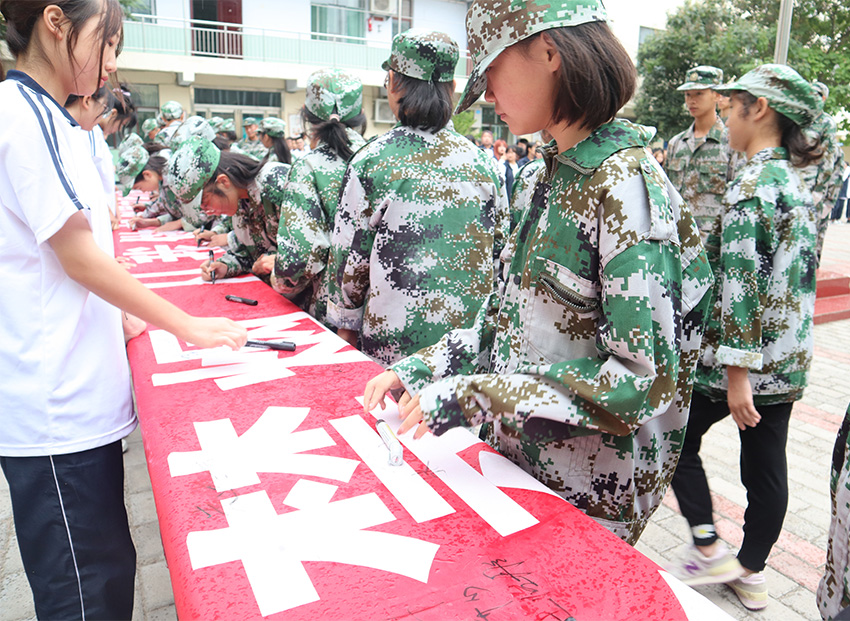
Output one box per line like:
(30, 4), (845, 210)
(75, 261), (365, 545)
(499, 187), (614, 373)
(191, 0), (243, 58)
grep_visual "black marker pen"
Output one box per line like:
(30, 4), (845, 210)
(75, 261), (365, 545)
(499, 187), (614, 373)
(245, 340), (296, 351)
(225, 295), (258, 306)
(208, 249), (216, 285)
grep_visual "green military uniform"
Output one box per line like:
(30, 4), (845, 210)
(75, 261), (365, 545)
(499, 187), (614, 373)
(508, 157), (545, 234)
(257, 117), (287, 163)
(326, 30), (510, 366)
(168, 137), (290, 278)
(695, 145), (817, 402)
(237, 116), (269, 161)
(665, 66), (739, 241)
(272, 69), (364, 326)
(385, 0), (713, 545)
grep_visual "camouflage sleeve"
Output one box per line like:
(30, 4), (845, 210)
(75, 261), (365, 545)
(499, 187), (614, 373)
(326, 167), (375, 331)
(713, 195), (770, 369)
(211, 215), (232, 235)
(156, 212), (175, 226)
(390, 291), (501, 393)
(272, 161), (328, 296)
(218, 224), (256, 278)
(412, 237), (692, 437)
(825, 148), (847, 204)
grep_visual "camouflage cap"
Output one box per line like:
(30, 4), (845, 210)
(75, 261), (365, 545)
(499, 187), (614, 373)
(812, 80), (829, 101)
(141, 117), (161, 135)
(258, 117), (287, 138)
(718, 64), (823, 128)
(677, 65), (724, 91)
(305, 68), (363, 122)
(208, 116), (225, 132)
(160, 100), (184, 121)
(456, 0), (608, 114)
(382, 29), (459, 84)
(220, 118), (236, 133)
(166, 136), (221, 204)
(170, 116), (217, 151)
(116, 144), (150, 195)
(243, 116), (259, 127)
(118, 132), (144, 154)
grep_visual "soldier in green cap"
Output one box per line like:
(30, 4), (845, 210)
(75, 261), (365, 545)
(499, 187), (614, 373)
(271, 68), (366, 327)
(167, 136), (291, 282)
(362, 0), (713, 551)
(667, 63), (823, 611)
(141, 116), (161, 142)
(153, 100), (185, 146)
(257, 117), (291, 164)
(326, 29), (509, 364)
(237, 116), (268, 161)
(802, 80), (846, 264)
(665, 65), (740, 242)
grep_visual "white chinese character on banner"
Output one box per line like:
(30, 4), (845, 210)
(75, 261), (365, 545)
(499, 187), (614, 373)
(186, 490), (439, 616)
(168, 406), (359, 491)
(121, 243), (213, 265)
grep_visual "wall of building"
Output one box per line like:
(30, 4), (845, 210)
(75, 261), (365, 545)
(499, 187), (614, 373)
(411, 0), (468, 51)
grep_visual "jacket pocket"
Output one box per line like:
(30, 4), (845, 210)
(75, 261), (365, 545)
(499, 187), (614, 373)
(525, 258), (600, 364)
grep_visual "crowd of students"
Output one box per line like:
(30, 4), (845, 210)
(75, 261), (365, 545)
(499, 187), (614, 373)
(1, 0), (849, 619)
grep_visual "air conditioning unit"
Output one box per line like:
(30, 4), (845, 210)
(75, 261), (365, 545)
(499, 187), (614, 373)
(374, 99), (396, 124)
(370, 0), (398, 16)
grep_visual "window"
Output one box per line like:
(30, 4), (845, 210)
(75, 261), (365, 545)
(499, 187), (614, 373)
(312, 0), (366, 42)
(131, 0), (155, 15)
(480, 106), (510, 141)
(638, 26), (661, 47)
(194, 89), (281, 109)
(132, 84), (159, 141)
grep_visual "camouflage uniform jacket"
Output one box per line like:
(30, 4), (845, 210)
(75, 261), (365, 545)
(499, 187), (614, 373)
(327, 123), (510, 367)
(665, 116), (738, 240)
(271, 130), (366, 326)
(802, 111), (847, 221)
(696, 147), (817, 405)
(509, 157), (545, 234)
(218, 162), (290, 278)
(237, 137), (269, 161)
(390, 120), (714, 544)
(140, 180), (182, 226)
(817, 404), (850, 620)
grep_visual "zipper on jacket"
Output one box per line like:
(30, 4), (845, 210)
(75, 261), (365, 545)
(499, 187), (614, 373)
(539, 274), (599, 312)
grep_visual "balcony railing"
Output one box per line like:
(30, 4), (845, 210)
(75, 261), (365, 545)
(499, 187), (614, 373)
(122, 14), (472, 78)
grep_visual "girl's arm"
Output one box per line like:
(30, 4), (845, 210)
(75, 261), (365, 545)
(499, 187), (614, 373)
(51, 212), (247, 350)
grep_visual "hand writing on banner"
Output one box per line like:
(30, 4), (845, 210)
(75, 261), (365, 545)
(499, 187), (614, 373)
(251, 253), (276, 276)
(200, 257), (227, 282)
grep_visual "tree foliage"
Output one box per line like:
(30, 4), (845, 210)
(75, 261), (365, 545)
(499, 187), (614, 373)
(635, 0), (850, 140)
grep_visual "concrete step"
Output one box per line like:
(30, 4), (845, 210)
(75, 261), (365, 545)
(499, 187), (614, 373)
(815, 293), (850, 325)
(816, 270), (850, 298)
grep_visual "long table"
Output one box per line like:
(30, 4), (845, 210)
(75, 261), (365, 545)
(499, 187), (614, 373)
(115, 192), (732, 620)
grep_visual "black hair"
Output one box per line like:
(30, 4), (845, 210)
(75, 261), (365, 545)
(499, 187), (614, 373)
(134, 154), (167, 184)
(213, 135), (232, 151)
(108, 83), (138, 131)
(301, 107), (366, 161)
(734, 92), (824, 168)
(259, 135), (291, 165)
(391, 71), (454, 133)
(64, 83), (109, 108)
(518, 22), (636, 131)
(204, 150), (265, 192)
(219, 130), (238, 144)
(1, 0), (124, 90)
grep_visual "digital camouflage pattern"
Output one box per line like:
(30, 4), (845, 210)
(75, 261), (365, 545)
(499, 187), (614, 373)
(665, 115), (739, 240)
(115, 144), (149, 193)
(817, 404), (850, 620)
(457, 0), (608, 113)
(258, 117), (286, 138)
(154, 122), (180, 147)
(217, 161), (291, 279)
(220, 118), (236, 133)
(327, 123), (510, 366)
(169, 116), (216, 151)
(160, 100), (184, 121)
(271, 128), (366, 325)
(208, 116), (224, 132)
(812, 80), (829, 100)
(389, 119), (714, 544)
(696, 147), (817, 405)
(237, 136), (269, 161)
(118, 132), (144, 154)
(243, 117), (259, 127)
(305, 69), (363, 122)
(382, 29), (459, 83)
(719, 63), (822, 129)
(676, 65), (723, 91)
(166, 136), (221, 205)
(141, 117), (161, 135)
(508, 157), (545, 233)
(803, 110), (847, 262)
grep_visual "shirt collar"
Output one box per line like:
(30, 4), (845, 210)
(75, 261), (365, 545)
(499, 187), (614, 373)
(542, 119), (656, 176)
(5, 70), (80, 127)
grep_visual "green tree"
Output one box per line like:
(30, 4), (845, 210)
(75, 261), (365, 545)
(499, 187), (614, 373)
(451, 110), (476, 137)
(635, 0), (850, 139)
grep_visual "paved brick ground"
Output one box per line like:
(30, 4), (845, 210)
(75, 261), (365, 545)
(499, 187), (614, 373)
(3, 222), (850, 620)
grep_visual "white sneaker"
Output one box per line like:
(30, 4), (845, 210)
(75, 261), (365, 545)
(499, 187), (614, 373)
(665, 542), (745, 586)
(121, 438), (128, 453)
(728, 572), (768, 610)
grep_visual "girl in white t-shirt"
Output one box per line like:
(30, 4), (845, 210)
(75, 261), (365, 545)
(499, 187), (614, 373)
(0, 1), (246, 618)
